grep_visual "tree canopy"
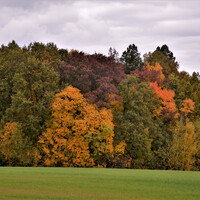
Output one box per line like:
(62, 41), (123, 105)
(0, 41), (200, 170)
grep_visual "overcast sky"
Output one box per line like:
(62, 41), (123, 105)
(0, 0), (199, 74)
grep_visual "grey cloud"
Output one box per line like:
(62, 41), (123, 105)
(0, 0), (199, 74)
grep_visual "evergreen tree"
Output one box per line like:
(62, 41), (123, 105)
(120, 44), (142, 74)
(156, 44), (176, 61)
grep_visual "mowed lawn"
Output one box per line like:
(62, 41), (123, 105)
(0, 167), (200, 200)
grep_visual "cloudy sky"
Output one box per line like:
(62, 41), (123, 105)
(0, 0), (200, 74)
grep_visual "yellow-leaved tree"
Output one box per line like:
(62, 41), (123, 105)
(38, 86), (114, 167)
(0, 122), (39, 166)
(168, 119), (198, 171)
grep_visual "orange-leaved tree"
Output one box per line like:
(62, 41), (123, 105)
(150, 81), (177, 120)
(38, 86), (114, 167)
(146, 62), (165, 82)
(180, 98), (195, 117)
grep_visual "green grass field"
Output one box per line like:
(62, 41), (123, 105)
(0, 167), (200, 200)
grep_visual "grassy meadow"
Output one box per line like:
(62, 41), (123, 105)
(0, 167), (199, 200)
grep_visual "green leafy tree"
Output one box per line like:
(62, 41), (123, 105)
(1, 47), (59, 141)
(144, 50), (179, 77)
(0, 43), (25, 120)
(114, 75), (163, 168)
(0, 122), (39, 166)
(194, 120), (200, 169)
(58, 48), (68, 62)
(168, 73), (200, 119)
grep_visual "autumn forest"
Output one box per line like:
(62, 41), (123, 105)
(0, 41), (200, 171)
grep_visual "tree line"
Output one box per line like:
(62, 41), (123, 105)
(0, 41), (200, 170)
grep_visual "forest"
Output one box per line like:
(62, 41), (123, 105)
(0, 41), (200, 170)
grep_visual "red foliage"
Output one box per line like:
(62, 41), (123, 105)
(55, 51), (125, 107)
(131, 62), (168, 86)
